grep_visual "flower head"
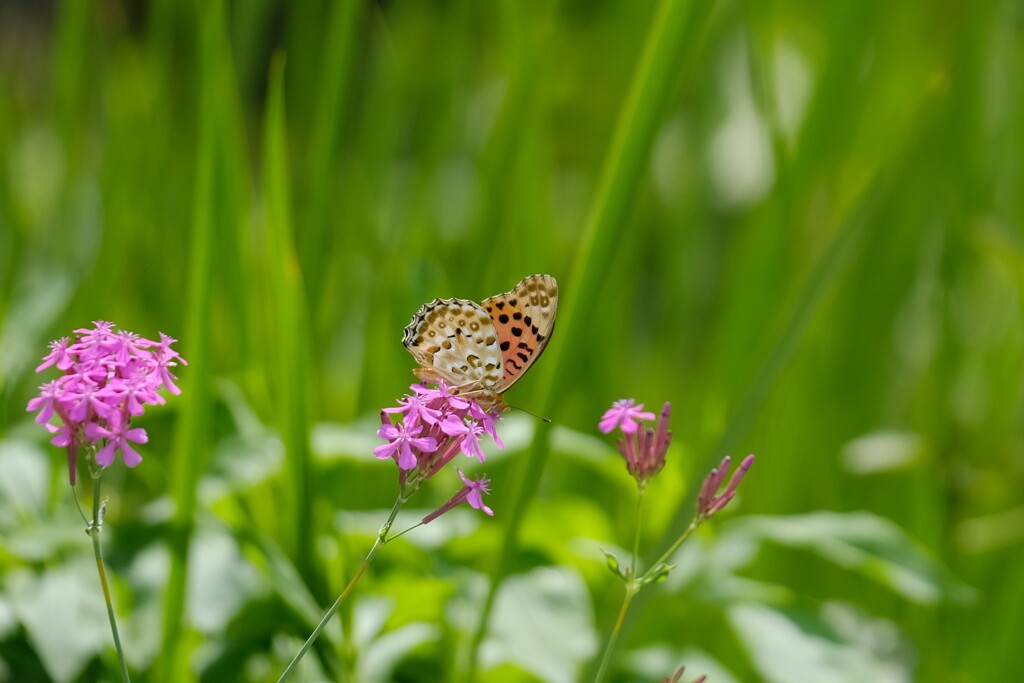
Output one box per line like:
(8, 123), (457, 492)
(602, 399), (672, 488)
(599, 398), (656, 435)
(375, 381), (504, 477)
(377, 381), (506, 518)
(696, 454), (755, 518)
(27, 321), (185, 483)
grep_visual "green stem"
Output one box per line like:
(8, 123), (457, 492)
(88, 474), (131, 683)
(630, 486), (645, 578)
(592, 585), (638, 683)
(593, 486), (647, 683)
(277, 494), (406, 683)
(645, 517), (702, 579)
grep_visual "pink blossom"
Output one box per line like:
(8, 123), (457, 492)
(603, 400), (672, 487)
(374, 422), (437, 471)
(84, 412), (149, 468)
(422, 470), (494, 523)
(599, 398), (656, 435)
(26, 380), (63, 424)
(375, 381), (504, 475)
(460, 470), (493, 515)
(36, 337), (74, 372)
(26, 321), (185, 482)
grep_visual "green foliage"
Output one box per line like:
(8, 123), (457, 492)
(1, 0), (1020, 681)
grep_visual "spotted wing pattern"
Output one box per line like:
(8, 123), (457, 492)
(481, 274), (558, 391)
(402, 274), (558, 395)
(402, 298), (504, 389)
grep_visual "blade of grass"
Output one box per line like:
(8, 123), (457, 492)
(301, 0), (364, 315)
(465, 0), (717, 678)
(263, 53), (316, 583)
(157, 1), (226, 679)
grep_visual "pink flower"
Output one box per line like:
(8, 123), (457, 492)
(374, 421), (437, 471)
(35, 337), (74, 372)
(599, 398), (656, 435)
(84, 412), (149, 468)
(26, 380), (63, 424)
(27, 321), (185, 482)
(603, 400), (672, 487)
(147, 333), (186, 394)
(696, 454), (755, 518)
(460, 470), (494, 515)
(383, 391), (443, 426)
(422, 470), (494, 523)
(375, 382), (504, 475)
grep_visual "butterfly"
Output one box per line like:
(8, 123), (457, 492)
(402, 274), (558, 410)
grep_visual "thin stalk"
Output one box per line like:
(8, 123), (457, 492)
(594, 487), (646, 683)
(593, 585), (638, 683)
(630, 487), (645, 578)
(277, 495), (406, 683)
(647, 518), (701, 574)
(89, 474), (131, 683)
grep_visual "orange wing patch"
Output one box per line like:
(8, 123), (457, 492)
(482, 274), (558, 391)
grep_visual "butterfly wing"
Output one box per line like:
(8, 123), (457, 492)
(481, 274), (558, 392)
(402, 298), (505, 389)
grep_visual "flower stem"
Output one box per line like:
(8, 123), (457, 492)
(277, 494), (406, 683)
(645, 517), (701, 577)
(592, 586), (637, 683)
(593, 487), (646, 683)
(88, 474), (132, 683)
(631, 487), (645, 578)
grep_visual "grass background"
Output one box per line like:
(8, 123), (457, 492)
(0, 0), (1021, 681)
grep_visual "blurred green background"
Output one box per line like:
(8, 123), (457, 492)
(0, 0), (1021, 681)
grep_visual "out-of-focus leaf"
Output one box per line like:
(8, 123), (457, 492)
(0, 594), (16, 639)
(355, 595), (440, 683)
(624, 646), (740, 683)
(728, 602), (913, 683)
(841, 431), (925, 474)
(0, 438), (49, 520)
(479, 567), (598, 683)
(0, 269), (73, 394)
(7, 559), (110, 683)
(729, 512), (976, 605)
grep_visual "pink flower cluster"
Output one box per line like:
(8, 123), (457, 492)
(600, 399), (671, 487)
(26, 321), (186, 481)
(600, 397), (755, 510)
(375, 382), (501, 517)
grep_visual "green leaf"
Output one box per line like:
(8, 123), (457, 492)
(480, 567), (598, 683)
(727, 602), (913, 683)
(7, 559), (110, 683)
(730, 512), (976, 605)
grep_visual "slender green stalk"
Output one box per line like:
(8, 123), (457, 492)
(592, 586), (638, 683)
(277, 494), (406, 682)
(593, 487), (647, 683)
(88, 474), (131, 683)
(631, 488), (645, 579)
(593, 486), (702, 683)
(264, 51), (316, 581)
(654, 521), (702, 575)
(157, 2), (224, 678)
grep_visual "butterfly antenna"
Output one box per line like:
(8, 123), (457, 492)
(508, 403), (552, 424)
